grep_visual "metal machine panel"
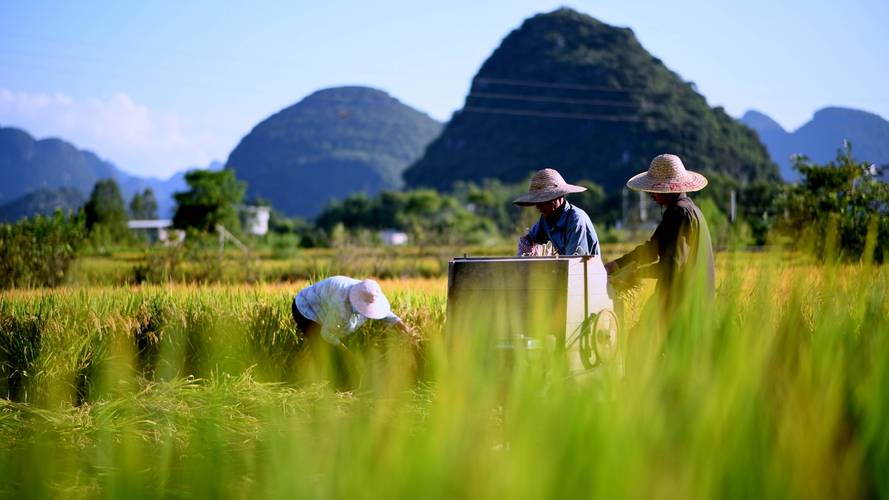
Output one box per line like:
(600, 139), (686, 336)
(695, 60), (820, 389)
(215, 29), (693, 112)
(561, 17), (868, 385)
(447, 258), (569, 346)
(446, 256), (614, 348)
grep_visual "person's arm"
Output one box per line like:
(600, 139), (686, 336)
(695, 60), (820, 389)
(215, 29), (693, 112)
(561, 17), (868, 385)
(527, 218), (548, 244)
(611, 206), (682, 273)
(381, 312), (420, 345)
(319, 324), (348, 349)
(312, 280), (351, 349)
(517, 219), (549, 256)
(381, 312), (401, 325)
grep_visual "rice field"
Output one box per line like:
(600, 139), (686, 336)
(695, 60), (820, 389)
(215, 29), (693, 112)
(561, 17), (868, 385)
(1, 251), (888, 499)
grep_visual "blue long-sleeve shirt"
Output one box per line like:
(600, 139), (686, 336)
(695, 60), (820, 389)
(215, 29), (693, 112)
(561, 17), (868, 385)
(525, 201), (600, 256)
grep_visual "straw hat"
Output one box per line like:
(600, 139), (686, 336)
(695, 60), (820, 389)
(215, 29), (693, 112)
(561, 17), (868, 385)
(348, 279), (391, 319)
(626, 154), (708, 193)
(513, 168), (587, 206)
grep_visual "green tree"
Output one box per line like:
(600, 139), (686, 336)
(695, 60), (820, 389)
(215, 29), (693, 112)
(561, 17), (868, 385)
(739, 179), (782, 245)
(455, 179), (527, 236)
(0, 210), (86, 288)
(315, 188), (499, 245)
(573, 180), (607, 220)
(776, 144), (889, 262)
(129, 188), (159, 219)
(173, 170), (246, 232)
(83, 179), (129, 239)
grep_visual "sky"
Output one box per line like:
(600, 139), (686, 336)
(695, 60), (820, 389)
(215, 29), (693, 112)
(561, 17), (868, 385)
(1, 0), (887, 178)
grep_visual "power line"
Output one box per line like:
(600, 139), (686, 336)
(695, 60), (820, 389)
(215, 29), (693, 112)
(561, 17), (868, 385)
(468, 91), (641, 108)
(473, 77), (650, 93)
(462, 106), (644, 122)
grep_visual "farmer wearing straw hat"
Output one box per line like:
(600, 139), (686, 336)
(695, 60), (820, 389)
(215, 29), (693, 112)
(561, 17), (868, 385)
(605, 154), (715, 314)
(292, 276), (416, 350)
(513, 168), (600, 256)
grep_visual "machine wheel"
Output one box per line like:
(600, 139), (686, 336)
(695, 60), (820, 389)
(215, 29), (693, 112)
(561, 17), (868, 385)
(578, 310), (620, 369)
(592, 309), (619, 364)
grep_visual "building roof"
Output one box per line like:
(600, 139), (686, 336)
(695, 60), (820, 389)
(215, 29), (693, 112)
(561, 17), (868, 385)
(127, 219), (173, 229)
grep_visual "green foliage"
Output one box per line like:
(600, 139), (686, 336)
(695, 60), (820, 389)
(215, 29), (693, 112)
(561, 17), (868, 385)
(738, 179), (782, 245)
(83, 178), (129, 239)
(0, 210), (86, 288)
(696, 196), (751, 249)
(131, 230), (258, 285)
(129, 188), (159, 219)
(453, 179), (527, 235)
(692, 170), (783, 247)
(776, 145), (889, 262)
(265, 210), (328, 248)
(0, 261), (888, 497)
(0, 311), (43, 401)
(573, 180), (606, 214)
(316, 189), (498, 245)
(315, 178), (615, 246)
(173, 169), (246, 233)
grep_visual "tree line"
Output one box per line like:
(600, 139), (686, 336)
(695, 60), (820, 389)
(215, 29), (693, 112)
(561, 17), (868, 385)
(2, 146), (888, 288)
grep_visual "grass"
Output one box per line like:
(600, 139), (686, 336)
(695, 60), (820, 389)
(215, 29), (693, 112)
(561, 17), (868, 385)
(67, 244), (646, 286)
(0, 251), (888, 498)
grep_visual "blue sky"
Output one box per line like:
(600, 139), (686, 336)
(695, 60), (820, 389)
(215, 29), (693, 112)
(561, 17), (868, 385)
(1, 0), (887, 178)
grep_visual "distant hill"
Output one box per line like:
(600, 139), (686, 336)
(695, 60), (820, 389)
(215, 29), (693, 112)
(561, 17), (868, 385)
(0, 125), (220, 219)
(0, 186), (85, 222)
(0, 126), (118, 204)
(404, 8), (778, 193)
(742, 107), (889, 182)
(225, 86), (443, 218)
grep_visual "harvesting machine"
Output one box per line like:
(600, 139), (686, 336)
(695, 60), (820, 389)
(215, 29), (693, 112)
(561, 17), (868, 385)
(445, 255), (620, 372)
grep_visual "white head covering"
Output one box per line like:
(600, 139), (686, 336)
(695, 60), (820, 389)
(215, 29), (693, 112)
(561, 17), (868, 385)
(348, 279), (391, 319)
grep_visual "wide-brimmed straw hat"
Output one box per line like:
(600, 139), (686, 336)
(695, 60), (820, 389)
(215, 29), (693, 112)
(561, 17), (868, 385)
(626, 154), (708, 193)
(513, 168), (587, 206)
(348, 279), (391, 320)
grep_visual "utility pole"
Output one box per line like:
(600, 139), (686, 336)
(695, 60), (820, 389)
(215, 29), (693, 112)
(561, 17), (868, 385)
(621, 188), (628, 228)
(730, 189), (737, 223)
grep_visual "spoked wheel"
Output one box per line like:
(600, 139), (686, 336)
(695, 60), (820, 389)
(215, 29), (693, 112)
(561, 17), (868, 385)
(578, 310), (620, 369)
(593, 309), (619, 364)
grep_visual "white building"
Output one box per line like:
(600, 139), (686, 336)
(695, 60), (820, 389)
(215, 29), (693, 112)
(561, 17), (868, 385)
(240, 205), (270, 236)
(379, 229), (408, 246)
(127, 219), (185, 244)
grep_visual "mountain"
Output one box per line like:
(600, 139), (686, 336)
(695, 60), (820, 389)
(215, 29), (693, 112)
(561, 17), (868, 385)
(225, 86), (443, 218)
(0, 126), (118, 204)
(404, 8), (778, 192)
(742, 107), (889, 182)
(0, 187), (85, 222)
(0, 125), (220, 219)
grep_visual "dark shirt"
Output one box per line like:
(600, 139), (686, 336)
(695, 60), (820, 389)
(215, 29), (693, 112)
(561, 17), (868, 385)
(614, 194), (714, 308)
(526, 201), (600, 255)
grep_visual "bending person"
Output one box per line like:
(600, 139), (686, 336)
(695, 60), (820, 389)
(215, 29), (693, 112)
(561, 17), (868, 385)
(514, 168), (600, 256)
(292, 276), (415, 350)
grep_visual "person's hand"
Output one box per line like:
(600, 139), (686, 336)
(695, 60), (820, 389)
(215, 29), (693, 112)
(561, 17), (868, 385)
(604, 261), (619, 275)
(395, 320), (421, 346)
